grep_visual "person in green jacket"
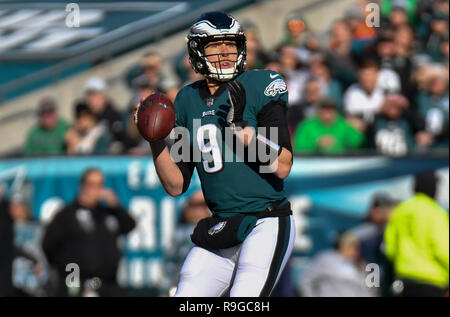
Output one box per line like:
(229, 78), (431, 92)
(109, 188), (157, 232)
(384, 170), (449, 297)
(293, 98), (365, 154)
(24, 97), (68, 157)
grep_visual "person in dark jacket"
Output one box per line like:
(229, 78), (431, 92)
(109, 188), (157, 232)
(42, 168), (136, 297)
(73, 77), (123, 149)
(0, 182), (14, 297)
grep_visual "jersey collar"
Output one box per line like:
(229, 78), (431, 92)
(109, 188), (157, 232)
(199, 80), (228, 107)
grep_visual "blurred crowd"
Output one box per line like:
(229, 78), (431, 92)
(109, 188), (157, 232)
(2, 168), (447, 297)
(0, 169), (136, 297)
(299, 169), (448, 297)
(21, 0), (449, 158)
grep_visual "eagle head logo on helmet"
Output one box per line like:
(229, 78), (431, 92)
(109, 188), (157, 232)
(186, 11), (247, 82)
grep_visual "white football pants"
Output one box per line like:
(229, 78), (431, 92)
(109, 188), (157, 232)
(174, 215), (295, 297)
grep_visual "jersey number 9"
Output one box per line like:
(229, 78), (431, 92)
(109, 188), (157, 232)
(196, 124), (223, 173)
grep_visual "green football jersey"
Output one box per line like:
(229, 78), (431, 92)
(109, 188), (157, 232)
(173, 69), (289, 215)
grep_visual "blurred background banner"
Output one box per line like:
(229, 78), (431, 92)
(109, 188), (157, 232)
(0, 155), (447, 293)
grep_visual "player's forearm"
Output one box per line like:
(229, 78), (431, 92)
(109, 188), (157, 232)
(271, 148), (293, 179)
(149, 140), (184, 197)
(234, 127), (292, 178)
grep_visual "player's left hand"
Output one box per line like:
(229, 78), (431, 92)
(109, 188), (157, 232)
(227, 80), (248, 129)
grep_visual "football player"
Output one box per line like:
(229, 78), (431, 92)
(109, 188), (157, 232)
(147, 11), (295, 296)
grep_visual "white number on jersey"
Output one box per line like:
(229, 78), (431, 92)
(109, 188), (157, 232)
(196, 124), (223, 173)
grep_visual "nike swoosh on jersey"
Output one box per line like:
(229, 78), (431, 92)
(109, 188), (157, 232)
(269, 73), (280, 79)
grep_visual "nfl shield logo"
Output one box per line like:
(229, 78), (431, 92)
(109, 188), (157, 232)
(206, 97), (214, 107)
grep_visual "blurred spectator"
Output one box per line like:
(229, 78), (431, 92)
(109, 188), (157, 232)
(23, 97), (68, 157)
(243, 21), (270, 70)
(344, 3), (378, 57)
(416, 65), (449, 148)
(367, 93), (428, 156)
(380, 0), (419, 26)
(299, 232), (375, 297)
(416, 0), (446, 42)
(0, 182), (14, 296)
(174, 52), (189, 86)
(126, 51), (171, 92)
(0, 185), (42, 297)
(264, 59), (283, 75)
(120, 77), (155, 155)
(351, 193), (397, 258)
(74, 77), (122, 149)
(42, 168), (135, 297)
(375, 30), (396, 65)
(412, 61), (445, 93)
(180, 190), (212, 225)
(385, 1), (411, 30)
(280, 12), (319, 52)
(9, 192), (46, 297)
(325, 20), (359, 88)
(286, 76), (323, 134)
(374, 31), (403, 95)
(344, 60), (384, 130)
(439, 34), (449, 66)
(424, 9), (449, 62)
(65, 104), (112, 155)
(293, 98), (365, 154)
(309, 54), (344, 109)
(392, 25), (416, 96)
(278, 44), (310, 107)
(174, 53), (204, 87)
(271, 259), (296, 297)
(165, 190), (211, 295)
(349, 192), (398, 296)
(384, 170), (449, 297)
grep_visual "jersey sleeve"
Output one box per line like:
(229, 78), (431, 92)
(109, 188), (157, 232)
(241, 70), (291, 152)
(171, 86), (195, 194)
(173, 88), (187, 128)
(242, 70), (289, 129)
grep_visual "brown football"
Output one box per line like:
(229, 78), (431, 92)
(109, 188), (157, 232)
(135, 92), (176, 141)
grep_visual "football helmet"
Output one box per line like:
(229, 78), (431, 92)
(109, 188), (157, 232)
(187, 12), (246, 81)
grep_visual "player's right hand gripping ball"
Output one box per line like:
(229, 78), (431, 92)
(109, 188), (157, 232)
(134, 92), (176, 141)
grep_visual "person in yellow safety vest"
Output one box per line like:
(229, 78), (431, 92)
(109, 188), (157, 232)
(384, 170), (449, 297)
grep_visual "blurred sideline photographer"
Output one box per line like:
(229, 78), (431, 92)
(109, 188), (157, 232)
(42, 168), (135, 297)
(299, 232), (375, 297)
(349, 192), (398, 296)
(384, 170), (449, 297)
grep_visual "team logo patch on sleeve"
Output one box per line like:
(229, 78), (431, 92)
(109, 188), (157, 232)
(264, 79), (287, 97)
